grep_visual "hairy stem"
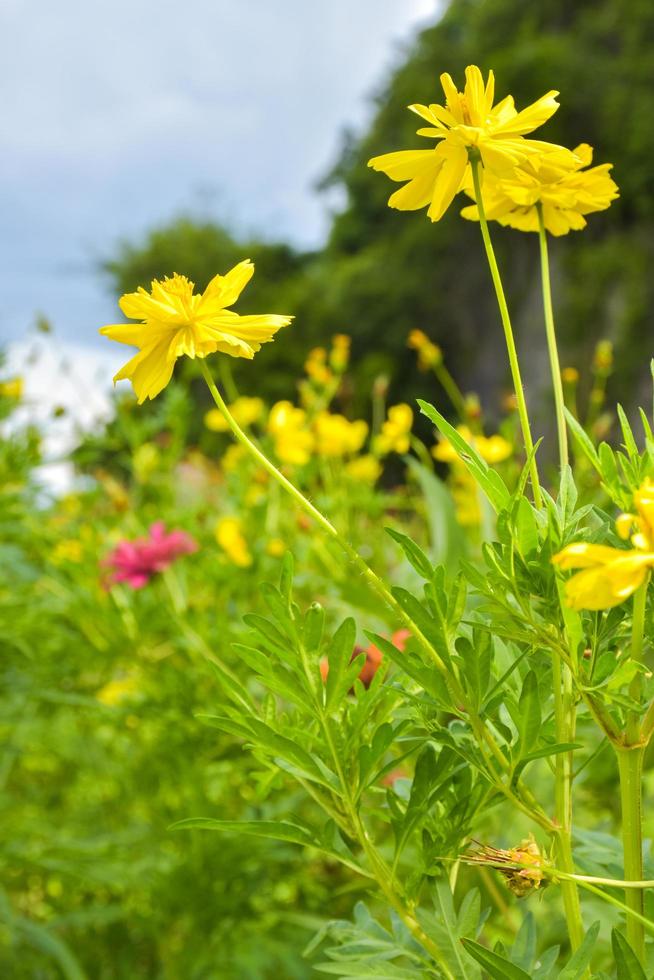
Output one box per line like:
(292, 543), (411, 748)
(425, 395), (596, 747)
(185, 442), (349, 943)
(551, 654), (585, 953)
(470, 156), (541, 507)
(617, 746), (646, 962)
(537, 206), (568, 472)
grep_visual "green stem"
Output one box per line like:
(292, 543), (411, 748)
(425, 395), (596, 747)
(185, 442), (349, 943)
(537, 206), (568, 473)
(617, 746), (646, 962)
(551, 654), (585, 953)
(311, 667), (454, 976)
(627, 579), (648, 745)
(470, 156), (542, 508)
(614, 580), (649, 963)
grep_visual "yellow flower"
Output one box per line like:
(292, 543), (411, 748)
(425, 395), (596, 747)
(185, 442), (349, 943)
(593, 340), (614, 373)
(329, 334), (351, 372)
(268, 401), (314, 465)
(0, 376), (23, 399)
(345, 454), (382, 484)
(51, 539), (84, 564)
(215, 516), (253, 568)
(553, 480), (654, 610)
(100, 261), (293, 402)
(313, 411), (368, 457)
(266, 538), (286, 557)
(407, 329), (442, 370)
(374, 404), (414, 455)
(97, 675), (139, 707)
(221, 443), (247, 473)
(432, 425), (512, 464)
(204, 396), (264, 432)
(461, 144), (618, 235)
(304, 347), (333, 386)
(369, 65), (574, 222)
(132, 442), (160, 482)
(561, 367), (580, 385)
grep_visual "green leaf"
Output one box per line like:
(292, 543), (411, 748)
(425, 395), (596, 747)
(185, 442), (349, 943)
(325, 617), (357, 709)
(279, 551), (294, 602)
(564, 409), (601, 471)
(556, 920), (599, 979)
(461, 939), (531, 979)
(617, 403), (639, 459)
(171, 819), (371, 878)
(513, 496), (540, 556)
(532, 945), (560, 979)
(365, 631), (450, 703)
(418, 400), (510, 512)
(10, 917), (88, 980)
(611, 929), (647, 980)
(511, 912), (536, 971)
(519, 742), (581, 764)
(390, 587), (451, 669)
(303, 602), (325, 654)
(385, 525), (434, 581)
(517, 670), (541, 754)
(171, 817), (315, 845)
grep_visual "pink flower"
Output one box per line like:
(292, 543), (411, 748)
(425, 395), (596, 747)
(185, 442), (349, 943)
(102, 522), (197, 589)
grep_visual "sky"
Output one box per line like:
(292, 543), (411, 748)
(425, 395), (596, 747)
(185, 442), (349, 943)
(1, 0), (440, 350)
(1, 0), (441, 490)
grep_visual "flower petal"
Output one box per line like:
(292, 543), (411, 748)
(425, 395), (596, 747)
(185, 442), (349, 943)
(427, 144), (468, 222)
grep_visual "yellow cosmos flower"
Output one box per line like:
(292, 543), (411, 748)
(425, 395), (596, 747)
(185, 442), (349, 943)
(221, 443), (247, 473)
(268, 401), (315, 466)
(51, 539), (84, 564)
(329, 334), (351, 372)
(407, 329), (442, 370)
(205, 396), (264, 432)
(432, 425), (512, 464)
(266, 538), (286, 558)
(304, 347), (333, 386)
(100, 261), (292, 403)
(313, 411), (368, 457)
(0, 376), (23, 399)
(215, 516), (253, 568)
(368, 65), (574, 222)
(461, 144), (618, 235)
(345, 454), (382, 484)
(374, 404), (414, 455)
(97, 675), (139, 707)
(553, 480), (654, 610)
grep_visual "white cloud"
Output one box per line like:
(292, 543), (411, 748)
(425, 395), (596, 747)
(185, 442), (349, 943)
(0, 1), (444, 353)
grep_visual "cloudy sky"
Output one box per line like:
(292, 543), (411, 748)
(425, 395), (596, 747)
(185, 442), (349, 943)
(1, 0), (441, 350)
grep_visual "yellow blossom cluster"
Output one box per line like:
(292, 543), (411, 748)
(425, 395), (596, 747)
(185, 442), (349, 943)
(268, 401), (315, 466)
(267, 400), (380, 474)
(96, 674), (140, 707)
(432, 425), (512, 465)
(407, 330), (442, 370)
(553, 480), (654, 610)
(215, 516), (253, 568)
(433, 425), (513, 528)
(314, 411), (368, 457)
(205, 396), (265, 433)
(374, 405), (414, 456)
(460, 144), (618, 236)
(368, 65), (617, 233)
